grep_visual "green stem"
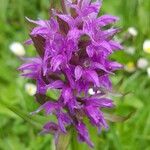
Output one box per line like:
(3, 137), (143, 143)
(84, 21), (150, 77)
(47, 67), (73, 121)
(71, 128), (78, 150)
(56, 132), (70, 150)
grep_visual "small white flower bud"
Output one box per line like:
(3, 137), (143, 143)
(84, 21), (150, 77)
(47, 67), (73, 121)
(143, 40), (150, 54)
(9, 42), (25, 56)
(137, 58), (148, 69)
(128, 27), (138, 37)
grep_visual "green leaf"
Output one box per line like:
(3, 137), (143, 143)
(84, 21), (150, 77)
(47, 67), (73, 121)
(104, 111), (135, 122)
(0, 101), (43, 129)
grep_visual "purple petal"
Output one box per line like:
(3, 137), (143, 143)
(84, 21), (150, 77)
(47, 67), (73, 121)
(40, 122), (59, 135)
(55, 13), (75, 29)
(46, 80), (64, 90)
(82, 0), (102, 18)
(100, 41), (112, 53)
(109, 40), (123, 50)
(74, 66), (83, 81)
(49, 18), (59, 32)
(64, 68), (75, 88)
(30, 101), (59, 115)
(91, 62), (113, 74)
(97, 15), (119, 26)
(67, 28), (83, 42)
(62, 86), (73, 104)
(97, 28), (120, 41)
(85, 105), (108, 129)
(83, 70), (100, 87)
(108, 61), (123, 71)
(51, 55), (66, 71)
(85, 105), (101, 125)
(85, 98), (114, 108)
(86, 45), (94, 57)
(57, 112), (72, 133)
(99, 74), (112, 90)
(24, 39), (33, 45)
(76, 122), (94, 148)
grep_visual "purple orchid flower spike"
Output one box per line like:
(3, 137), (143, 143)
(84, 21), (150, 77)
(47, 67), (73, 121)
(19, 0), (123, 148)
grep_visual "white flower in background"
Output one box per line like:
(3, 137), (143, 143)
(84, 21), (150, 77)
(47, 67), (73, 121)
(143, 40), (150, 54)
(88, 88), (95, 95)
(125, 46), (136, 55)
(9, 42), (25, 56)
(124, 62), (136, 73)
(147, 67), (150, 78)
(137, 58), (148, 69)
(128, 27), (138, 37)
(25, 83), (37, 96)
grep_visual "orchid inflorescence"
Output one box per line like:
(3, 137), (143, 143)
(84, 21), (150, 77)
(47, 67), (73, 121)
(19, 0), (123, 147)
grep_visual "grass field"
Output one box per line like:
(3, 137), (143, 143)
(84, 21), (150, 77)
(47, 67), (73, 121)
(0, 0), (150, 149)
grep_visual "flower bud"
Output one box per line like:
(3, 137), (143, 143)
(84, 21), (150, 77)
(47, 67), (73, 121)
(9, 42), (25, 56)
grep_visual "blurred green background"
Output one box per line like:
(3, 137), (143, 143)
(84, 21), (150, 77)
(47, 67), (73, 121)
(0, 0), (150, 149)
